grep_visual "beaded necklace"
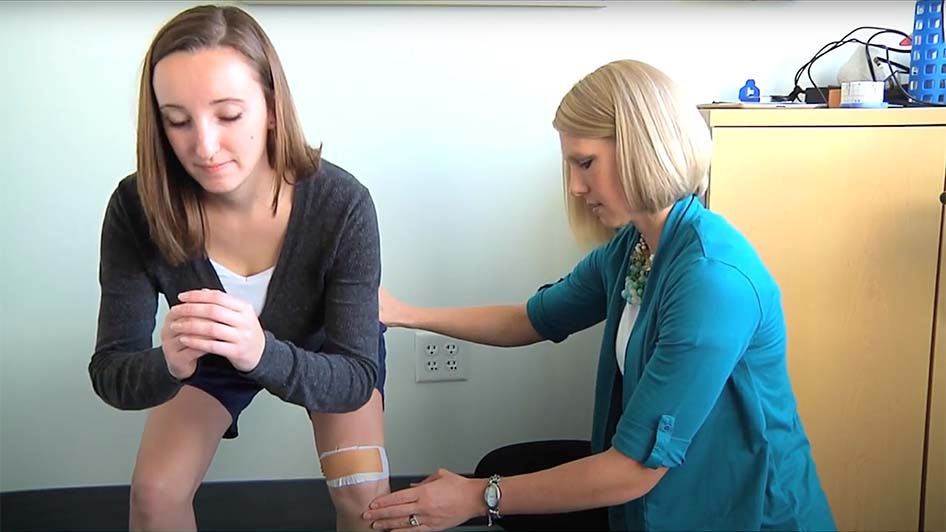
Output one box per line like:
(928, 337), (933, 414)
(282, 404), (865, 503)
(621, 236), (654, 306)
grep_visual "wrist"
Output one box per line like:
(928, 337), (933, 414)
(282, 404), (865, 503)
(470, 477), (489, 518)
(482, 474), (503, 526)
(236, 334), (267, 375)
(400, 304), (425, 329)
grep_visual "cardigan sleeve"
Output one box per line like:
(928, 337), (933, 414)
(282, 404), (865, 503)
(526, 245), (609, 343)
(89, 182), (182, 410)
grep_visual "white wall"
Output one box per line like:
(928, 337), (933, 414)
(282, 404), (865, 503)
(0, 0), (914, 491)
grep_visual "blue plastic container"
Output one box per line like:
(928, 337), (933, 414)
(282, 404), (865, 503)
(738, 79), (761, 102)
(910, 0), (946, 104)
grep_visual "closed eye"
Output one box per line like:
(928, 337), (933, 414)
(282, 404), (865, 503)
(165, 118), (189, 128)
(162, 114), (242, 129)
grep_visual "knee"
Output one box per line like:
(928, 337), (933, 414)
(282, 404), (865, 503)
(328, 479), (390, 516)
(130, 474), (194, 517)
(320, 445), (390, 517)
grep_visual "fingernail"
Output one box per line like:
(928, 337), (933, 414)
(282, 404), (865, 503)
(369, 503), (378, 509)
(362, 512), (370, 520)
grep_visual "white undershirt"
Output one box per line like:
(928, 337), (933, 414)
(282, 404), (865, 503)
(614, 302), (641, 375)
(209, 258), (275, 317)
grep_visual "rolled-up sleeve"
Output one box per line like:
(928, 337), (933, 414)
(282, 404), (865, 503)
(612, 258), (761, 468)
(526, 247), (609, 343)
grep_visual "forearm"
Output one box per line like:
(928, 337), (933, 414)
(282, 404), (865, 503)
(363, 448), (663, 530)
(400, 304), (543, 347)
(244, 331), (377, 413)
(494, 448), (665, 516)
(92, 187), (179, 410)
(88, 347), (182, 410)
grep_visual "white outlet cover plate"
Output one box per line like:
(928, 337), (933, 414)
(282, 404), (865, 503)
(415, 331), (468, 382)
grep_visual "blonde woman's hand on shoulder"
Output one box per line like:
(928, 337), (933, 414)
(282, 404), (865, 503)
(379, 286), (413, 328)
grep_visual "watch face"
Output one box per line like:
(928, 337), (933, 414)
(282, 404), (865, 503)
(485, 484), (499, 507)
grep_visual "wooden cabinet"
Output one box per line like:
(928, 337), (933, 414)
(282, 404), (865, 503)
(928, 207), (945, 532)
(701, 108), (946, 532)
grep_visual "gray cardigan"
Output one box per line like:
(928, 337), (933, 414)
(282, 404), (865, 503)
(89, 160), (381, 413)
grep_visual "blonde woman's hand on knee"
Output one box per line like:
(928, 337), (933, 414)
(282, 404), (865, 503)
(364, 468), (484, 531)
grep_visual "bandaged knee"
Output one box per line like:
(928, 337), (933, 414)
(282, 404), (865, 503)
(319, 445), (389, 488)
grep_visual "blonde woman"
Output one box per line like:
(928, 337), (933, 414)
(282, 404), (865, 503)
(89, 5), (389, 531)
(366, 60), (835, 531)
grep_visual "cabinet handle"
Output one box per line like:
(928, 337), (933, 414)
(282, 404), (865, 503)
(941, 191), (946, 205)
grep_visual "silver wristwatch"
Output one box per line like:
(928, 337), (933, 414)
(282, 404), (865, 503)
(484, 474), (502, 527)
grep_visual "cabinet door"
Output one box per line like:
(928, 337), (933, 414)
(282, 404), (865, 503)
(708, 125), (946, 532)
(926, 207), (945, 532)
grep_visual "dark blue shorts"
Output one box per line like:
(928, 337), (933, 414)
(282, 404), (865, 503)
(183, 323), (388, 439)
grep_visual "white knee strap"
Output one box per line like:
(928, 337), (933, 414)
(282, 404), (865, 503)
(319, 445), (389, 488)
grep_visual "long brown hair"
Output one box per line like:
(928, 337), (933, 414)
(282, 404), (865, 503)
(136, 4), (319, 265)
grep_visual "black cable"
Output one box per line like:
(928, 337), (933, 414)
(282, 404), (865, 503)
(793, 26), (909, 85)
(776, 26), (943, 106)
(885, 45), (946, 107)
(800, 38), (901, 103)
(874, 56), (909, 73)
(790, 26), (911, 103)
(866, 29), (905, 81)
(807, 64), (826, 104)
(798, 37), (910, 103)
(795, 39), (858, 102)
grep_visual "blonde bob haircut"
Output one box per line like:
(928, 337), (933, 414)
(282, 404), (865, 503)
(553, 59), (712, 247)
(136, 4), (319, 265)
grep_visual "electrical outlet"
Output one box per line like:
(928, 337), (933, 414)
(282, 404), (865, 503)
(415, 331), (468, 383)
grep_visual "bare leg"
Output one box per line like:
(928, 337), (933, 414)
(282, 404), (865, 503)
(310, 389), (389, 531)
(129, 386), (231, 531)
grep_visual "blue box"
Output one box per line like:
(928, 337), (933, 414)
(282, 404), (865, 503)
(910, 0), (946, 104)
